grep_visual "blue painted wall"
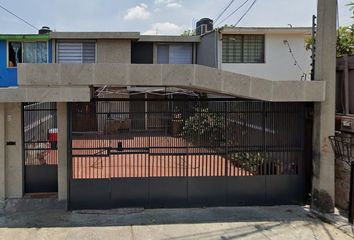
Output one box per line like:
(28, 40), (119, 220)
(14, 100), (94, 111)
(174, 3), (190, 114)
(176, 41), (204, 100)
(0, 40), (52, 87)
(0, 40), (17, 87)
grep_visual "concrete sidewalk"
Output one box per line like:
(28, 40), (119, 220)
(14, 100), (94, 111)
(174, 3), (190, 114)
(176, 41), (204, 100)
(0, 206), (352, 240)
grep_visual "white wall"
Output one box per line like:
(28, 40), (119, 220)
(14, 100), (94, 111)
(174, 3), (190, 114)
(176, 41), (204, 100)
(219, 34), (312, 81)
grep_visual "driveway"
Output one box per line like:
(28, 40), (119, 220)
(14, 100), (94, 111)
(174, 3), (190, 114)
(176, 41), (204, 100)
(0, 206), (352, 240)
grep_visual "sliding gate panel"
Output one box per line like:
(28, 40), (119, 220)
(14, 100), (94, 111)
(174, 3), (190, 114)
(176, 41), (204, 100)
(69, 99), (308, 210)
(23, 102), (58, 193)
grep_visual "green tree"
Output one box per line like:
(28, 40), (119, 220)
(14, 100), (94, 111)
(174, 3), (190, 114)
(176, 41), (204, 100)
(306, 25), (354, 57)
(336, 25), (354, 56)
(305, 1), (354, 57)
(348, 1), (354, 18)
(181, 29), (195, 36)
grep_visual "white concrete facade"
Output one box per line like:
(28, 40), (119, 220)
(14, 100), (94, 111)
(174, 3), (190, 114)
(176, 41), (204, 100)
(219, 30), (312, 81)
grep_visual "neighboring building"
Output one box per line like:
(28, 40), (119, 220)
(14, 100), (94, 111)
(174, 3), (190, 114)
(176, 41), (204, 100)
(198, 27), (312, 81)
(0, 25), (325, 211)
(0, 34), (52, 87)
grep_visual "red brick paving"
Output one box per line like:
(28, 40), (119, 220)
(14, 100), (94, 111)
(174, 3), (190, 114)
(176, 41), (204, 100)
(71, 136), (251, 179)
(24, 136), (251, 178)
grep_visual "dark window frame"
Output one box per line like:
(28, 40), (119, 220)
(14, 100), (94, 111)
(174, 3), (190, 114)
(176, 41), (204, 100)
(7, 41), (48, 68)
(222, 34), (265, 64)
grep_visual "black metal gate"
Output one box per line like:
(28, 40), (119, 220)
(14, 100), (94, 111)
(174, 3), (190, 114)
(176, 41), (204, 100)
(69, 98), (310, 209)
(23, 102), (58, 193)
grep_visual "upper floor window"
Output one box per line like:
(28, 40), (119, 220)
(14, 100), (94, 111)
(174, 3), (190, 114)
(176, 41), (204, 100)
(157, 44), (193, 64)
(131, 42), (153, 64)
(57, 41), (96, 63)
(8, 41), (48, 67)
(222, 35), (265, 64)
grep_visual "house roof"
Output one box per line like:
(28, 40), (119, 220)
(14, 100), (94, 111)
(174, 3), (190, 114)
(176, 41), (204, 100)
(0, 34), (49, 41)
(50, 32), (140, 40)
(49, 32), (201, 42)
(138, 35), (200, 43)
(219, 27), (312, 35)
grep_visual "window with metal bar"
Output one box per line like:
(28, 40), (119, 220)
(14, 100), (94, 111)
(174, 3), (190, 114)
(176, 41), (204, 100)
(222, 35), (265, 63)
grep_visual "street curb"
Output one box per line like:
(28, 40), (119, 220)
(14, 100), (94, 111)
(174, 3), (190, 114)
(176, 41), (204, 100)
(311, 209), (354, 238)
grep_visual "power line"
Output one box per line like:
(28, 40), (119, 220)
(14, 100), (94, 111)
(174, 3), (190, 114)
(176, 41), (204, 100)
(214, 0), (236, 25)
(234, 0), (258, 26)
(0, 3), (39, 30)
(284, 40), (307, 80)
(216, 0), (251, 27)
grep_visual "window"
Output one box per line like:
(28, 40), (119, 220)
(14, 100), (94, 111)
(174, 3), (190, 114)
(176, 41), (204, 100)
(23, 42), (48, 64)
(8, 42), (22, 67)
(8, 41), (48, 67)
(57, 41), (96, 63)
(131, 42), (153, 64)
(157, 44), (192, 64)
(222, 35), (265, 63)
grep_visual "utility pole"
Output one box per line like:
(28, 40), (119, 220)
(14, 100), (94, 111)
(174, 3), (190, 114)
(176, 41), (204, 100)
(312, 0), (337, 213)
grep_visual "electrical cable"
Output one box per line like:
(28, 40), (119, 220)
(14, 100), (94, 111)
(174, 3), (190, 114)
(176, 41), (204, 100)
(216, 0), (251, 27)
(214, 0), (236, 25)
(0, 3), (39, 30)
(234, 0), (258, 26)
(284, 40), (307, 80)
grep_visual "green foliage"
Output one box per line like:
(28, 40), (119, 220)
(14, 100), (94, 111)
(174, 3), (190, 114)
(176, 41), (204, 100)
(181, 107), (225, 146)
(181, 29), (195, 36)
(337, 25), (354, 57)
(348, 1), (354, 18)
(305, 25), (354, 57)
(305, 37), (314, 51)
(231, 152), (265, 174)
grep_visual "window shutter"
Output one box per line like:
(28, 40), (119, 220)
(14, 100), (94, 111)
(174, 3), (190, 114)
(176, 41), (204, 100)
(157, 45), (169, 64)
(82, 42), (96, 63)
(57, 41), (96, 63)
(169, 44), (192, 64)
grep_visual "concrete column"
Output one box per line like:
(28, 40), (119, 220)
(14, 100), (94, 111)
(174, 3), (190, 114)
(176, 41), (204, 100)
(5, 103), (23, 198)
(312, 0), (337, 213)
(52, 39), (56, 63)
(153, 43), (158, 64)
(57, 102), (68, 201)
(0, 103), (5, 204)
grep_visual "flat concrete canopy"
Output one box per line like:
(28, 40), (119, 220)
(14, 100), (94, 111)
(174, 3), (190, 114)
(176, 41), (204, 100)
(0, 87), (90, 102)
(10, 63), (326, 102)
(219, 27), (312, 35)
(139, 35), (200, 43)
(50, 32), (140, 40)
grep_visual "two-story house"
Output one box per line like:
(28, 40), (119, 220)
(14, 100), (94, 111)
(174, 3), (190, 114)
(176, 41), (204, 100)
(198, 26), (312, 81)
(0, 23), (325, 211)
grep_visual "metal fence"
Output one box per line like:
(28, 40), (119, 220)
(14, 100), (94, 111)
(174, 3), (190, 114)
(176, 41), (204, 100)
(23, 102), (58, 193)
(69, 98), (309, 209)
(71, 99), (305, 179)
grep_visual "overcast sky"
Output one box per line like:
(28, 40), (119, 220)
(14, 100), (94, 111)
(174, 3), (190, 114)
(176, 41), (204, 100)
(0, 0), (353, 35)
